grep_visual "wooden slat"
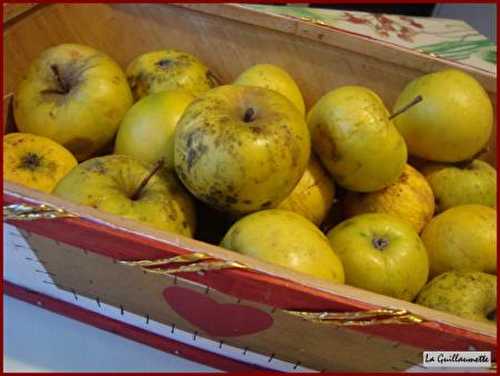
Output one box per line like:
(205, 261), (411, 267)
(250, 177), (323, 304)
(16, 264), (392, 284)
(3, 3), (39, 24)
(179, 4), (496, 92)
(4, 182), (497, 342)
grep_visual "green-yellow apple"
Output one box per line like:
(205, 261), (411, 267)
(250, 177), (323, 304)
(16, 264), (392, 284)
(420, 159), (496, 213)
(13, 43), (133, 161)
(126, 49), (218, 100)
(174, 85), (310, 215)
(221, 209), (344, 283)
(421, 204), (496, 276)
(53, 155), (196, 237)
(343, 164), (435, 233)
(234, 64), (305, 115)
(327, 213), (429, 301)
(416, 271), (496, 324)
(307, 86), (407, 192)
(393, 69), (493, 162)
(114, 90), (195, 170)
(277, 155), (335, 226)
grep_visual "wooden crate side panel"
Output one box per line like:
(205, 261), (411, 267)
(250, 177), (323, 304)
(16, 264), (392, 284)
(4, 186), (496, 353)
(24, 230), (426, 372)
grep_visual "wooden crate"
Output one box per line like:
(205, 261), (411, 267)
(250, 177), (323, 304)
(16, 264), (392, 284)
(3, 4), (496, 372)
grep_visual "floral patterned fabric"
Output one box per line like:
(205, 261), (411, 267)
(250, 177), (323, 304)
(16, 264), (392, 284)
(243, 5), (496, 74)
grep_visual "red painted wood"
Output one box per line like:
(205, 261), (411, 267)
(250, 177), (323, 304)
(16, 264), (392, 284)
(163, 286), (273, 337)
(3, 281), (270, 372)
(4, 192), (496, 356)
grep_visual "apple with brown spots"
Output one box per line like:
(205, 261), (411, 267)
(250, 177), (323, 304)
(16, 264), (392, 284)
(174, 85), (310, 215)
(13, 43), (133, 161)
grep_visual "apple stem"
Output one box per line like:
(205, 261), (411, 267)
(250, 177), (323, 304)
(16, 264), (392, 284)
(207, 71), (222, 87)
(243, 108), (255, 123)
(130, 159), (164, 201)
(389, 95), (423, 120)
(50, 65), (70, 94)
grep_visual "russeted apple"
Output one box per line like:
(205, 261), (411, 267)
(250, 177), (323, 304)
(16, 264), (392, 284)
(54, 155), (196, 237)
(234, 64), (306, 115)
(421, 204), (496, 277)
(14, 43), (133, 161)
(343, 164), (435, 233)
(126, 49), (218, 100)
(4, 133), (77, 193)
(420, 159), (496, 213)
(174, 85), (310, 215)
(307, 86), (408, 192)
(277, 155), (335, 226)
(417, 271), (496, 324)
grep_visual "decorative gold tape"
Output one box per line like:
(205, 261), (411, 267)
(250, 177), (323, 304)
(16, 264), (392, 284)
(4, 203), (77, 221)
(286, 308), (424, 326)
(120, 252), (213, 267)
(120, 253), (246, 275)
(123, 253), (423, 326)
(138, 260), (247, 275)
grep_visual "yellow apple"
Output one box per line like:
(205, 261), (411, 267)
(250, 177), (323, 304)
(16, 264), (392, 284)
(393, 69), (493, 162)
(174, 85), (310, 215)
(327, 213), (429, 301)
(4, 132), (77, 193)
(53, 155), (196, 237)
(13, 43), (133, 161)
(307, 86), (407, 192)
(221, 209), (344, 283)
(277, 155), (335, 226)
(234, 64), (305, 115)
(416, 271), (496, 324)
(421, 205), (496, 277)
(343, 164), (435, 233)
(420, 159), (496, 213)
(114, 90), (195, 170)
(126, 49), (218, 100)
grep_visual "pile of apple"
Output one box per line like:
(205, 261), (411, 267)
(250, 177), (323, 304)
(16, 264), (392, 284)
(5, 43), (496, 324)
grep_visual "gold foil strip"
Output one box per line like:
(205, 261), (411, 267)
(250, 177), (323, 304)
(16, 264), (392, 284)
(286, 308), (424, 326)
(121, 253), (246, 275)
(120, 252), (212, 267)
(140, 260), (247, 275)
(4, 203), (77, 221)
(123, 254), (422, 326)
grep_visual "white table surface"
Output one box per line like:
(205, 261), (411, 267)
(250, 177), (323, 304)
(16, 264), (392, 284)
(3, 295), (219, 372)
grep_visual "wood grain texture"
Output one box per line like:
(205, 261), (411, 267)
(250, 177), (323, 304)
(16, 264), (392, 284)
(180, 4), (496, 91)
(3, 3), (39, 24)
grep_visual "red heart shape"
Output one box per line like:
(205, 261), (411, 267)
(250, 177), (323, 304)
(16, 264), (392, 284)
(163, 286), (273, 337)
